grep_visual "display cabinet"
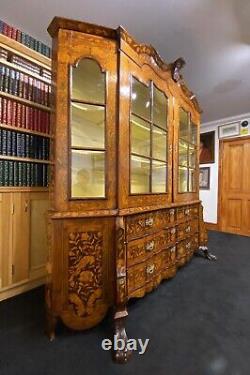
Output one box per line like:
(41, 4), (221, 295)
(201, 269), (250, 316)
(47, 17), (208, 363)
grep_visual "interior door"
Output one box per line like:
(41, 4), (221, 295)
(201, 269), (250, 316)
(118, 48), (173, 209)
(173, 100), (200, 203)
(220, 136), (250, 236)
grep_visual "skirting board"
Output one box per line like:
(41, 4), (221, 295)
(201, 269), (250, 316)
(0, 276), (46, 302)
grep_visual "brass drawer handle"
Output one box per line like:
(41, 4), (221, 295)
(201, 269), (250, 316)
(185, 225), (191, 233)
(146, 264), (155, 274)
(169, 209), (175, 216)
(145, 241), (155, 251)
(171, 246), (176, 253)
(171, 228), (176, 235)
(185, 208), (190, 215)
(145, 217), (154, 227)
(186, 242), (191, 249)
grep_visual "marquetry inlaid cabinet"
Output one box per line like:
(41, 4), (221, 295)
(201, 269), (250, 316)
(46, 17), (208, 362)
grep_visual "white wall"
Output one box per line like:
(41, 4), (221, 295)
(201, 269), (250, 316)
(199, 112), (250, 224)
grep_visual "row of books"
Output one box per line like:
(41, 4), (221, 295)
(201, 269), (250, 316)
(0, 129), (50, 160)
(0, 160), (48, 187)
(0, 47), (51, 80)
(0, 19), (51, 58)
(0, 98), (50, 134)
(0, 65), (51, 106)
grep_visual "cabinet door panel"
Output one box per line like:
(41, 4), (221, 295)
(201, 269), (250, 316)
(0, 193), (12, 288)
(118, 50), (173, 209)
(173, 101), (200, 203)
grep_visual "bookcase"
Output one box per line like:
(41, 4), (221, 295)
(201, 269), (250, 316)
(0, 23), (51, 301)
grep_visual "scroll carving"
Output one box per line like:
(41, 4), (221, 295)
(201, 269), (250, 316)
(68, 231), (103, 317)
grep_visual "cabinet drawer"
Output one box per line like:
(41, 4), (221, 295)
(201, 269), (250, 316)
(177, 220), (198, 240)
(161, 246), (176, 269)
(126, 211), (160, 240)
(126, 209), (176, 241)
(190, 205), (199, 219)
(176, 207), (191, 222)
(127, 253), (162, 294)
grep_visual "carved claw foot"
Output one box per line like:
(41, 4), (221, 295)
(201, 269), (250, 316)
(45, 311), (58, 341)
(196, 246), (217, 261)
(113, 308), (132, 364)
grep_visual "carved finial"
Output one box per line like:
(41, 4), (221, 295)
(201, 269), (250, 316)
(170, 57), (186, 83)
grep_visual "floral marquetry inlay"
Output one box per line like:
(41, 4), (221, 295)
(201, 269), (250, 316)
(68, 231), (103, 317)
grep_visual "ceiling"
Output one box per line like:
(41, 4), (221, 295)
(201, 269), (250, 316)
(2, 0), (250, 123)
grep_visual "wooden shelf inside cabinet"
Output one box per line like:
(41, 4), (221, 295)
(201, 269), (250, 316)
(0, 186), (49, 192)
(0, 155), (53, 164)
(0, 123), (53, 139)
(0, 34), (51, 70)
(0, 91), (51, 112)
(0, 58), (51, 84)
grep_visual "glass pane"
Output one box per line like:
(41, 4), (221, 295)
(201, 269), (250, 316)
(71, 59), (105, 104)
(152, 160), (167, 193)
(189, 168), (196, 192)
(189, 144), (196, 168)
(191, 122), (197, 144)
(131, 155), (150, 193)
(179, 140), (188, 166)
(71, 150), (105, 198)
(131, 77), (151, 120)
(131, 115), (150, 157)
(179, 108), (189, 141)
(178, 166), (188, 193)
(153, 85), (167, 129)
(152, 126), (167, 161)
(71, 103), (105, 148)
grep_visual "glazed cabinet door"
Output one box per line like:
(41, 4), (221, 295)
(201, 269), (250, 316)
(53, 29), (117, 212)
(29, 192), (49, 280)
(118, 45), (173, 209)
(173, 101), (200, 203)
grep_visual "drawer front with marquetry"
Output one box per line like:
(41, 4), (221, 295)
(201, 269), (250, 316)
(127, 230), (170, 267)
(161, 246), (176, 269)
(126, 208), (176, 241)
(176, 219), (198, 241)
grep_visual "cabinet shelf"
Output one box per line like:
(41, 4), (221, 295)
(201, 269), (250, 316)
(0, 155), (53, 164)
(0, 123), (53, 139)
(0, 33), (51, 70)
(0, 91), (51, 112)
(0, 58), (51, 84)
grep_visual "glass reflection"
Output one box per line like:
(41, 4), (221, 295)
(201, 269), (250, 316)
(178, 166), (188, 192)
(71, 103), (105, 148)
(188, 168), (196, 192)
(179, 140), (188, 166)
(131, 155), (150, 193)
(131, 115), (150, 157)
(131, 77), (151, 120)
(189, 144), (196, 168)
(71, 150), (105, 198)
(72, 59), (105, 104)
(152, 160), (167, 192)
(191, 122), (197, 144)
(153, 85), (167, 129)
(152, 126), (167, 161)
(179, 108), (189, 141)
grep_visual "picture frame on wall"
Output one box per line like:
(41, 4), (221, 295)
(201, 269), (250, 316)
(200, 131), (215, 164)
(199, 167), (210, 190)
(218, 121), (240, 139)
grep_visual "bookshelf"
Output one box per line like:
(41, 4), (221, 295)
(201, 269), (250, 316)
(0, 22), (51, 300)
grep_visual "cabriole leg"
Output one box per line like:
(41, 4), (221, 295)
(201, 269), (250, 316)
(113, 306), (132, 364)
